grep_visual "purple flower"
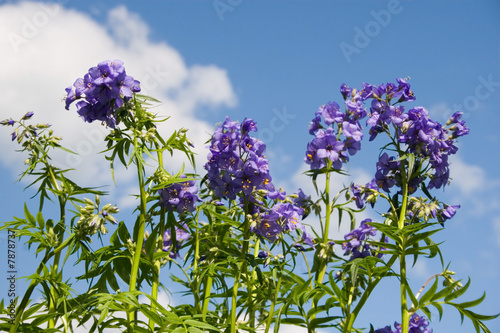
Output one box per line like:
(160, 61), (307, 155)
(342, 219), (381, 260)
(268, 187), (286, 200)
(440, 204), (460, 221)
(163, 223), (190, 259)
(241, 117), (258, 133)
(11, 129), (18, 141)
(340, 83), (352, 100)
(308, 115), (323, 135)
(0, 119), (15, 126)
(373, 326), (393, 333)
(374, 313), (432, 333)
(22, 111), (34, 120)
(253, 213), (283, 242)
(65, 60), (141, 128)
(301, 228), (315, 248)
(305, 139), (325, 170)
(292, 188), (310, 208)
(258, 250), (269, 259)
(315, 129), (345, 166)
(394, 77), (415, 102)
(158, 176), (201, 213)
(205, 117), (275, 201)
(447, 111), (470, 138)
(316, 102), (344, 125)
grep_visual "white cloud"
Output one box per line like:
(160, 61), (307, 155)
(0, 2), (237, 200)
(448, 155), (486, 195)
(428, 102), (454, 122)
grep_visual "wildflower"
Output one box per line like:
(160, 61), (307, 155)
(373, 313), (432, 333)
(65, 60), (141, 127)
(163, 223), (190, 259)
(342, 219), (383, 260)
(205, 117), (274, 201)
(22, 111), (34, 119)
(158, 176), (201, 213)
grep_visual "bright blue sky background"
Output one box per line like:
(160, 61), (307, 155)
(0, 1), (499, 332)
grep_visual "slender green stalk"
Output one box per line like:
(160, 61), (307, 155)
(344, 254), (398, 332)
(47, 165), (65, 329)
(127, 155), (148, 332)
(398, 171), (410, 333)
(230, 199), (251, 333)
(265, 273), (282, 333)
(149, 207), (166, 330)
(342, 285), (356, 333)
(400, 250), (410, 333)
(247, 239), (261, 329)
(201, 275), (213, 319)
(316, 165), (332, 284)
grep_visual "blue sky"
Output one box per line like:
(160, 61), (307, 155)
(0, 1), (499, 332)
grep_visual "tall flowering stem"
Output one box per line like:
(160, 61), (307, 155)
(399, 163), (411, 333)
(127, 146), (148, 331)
(316, 162), (332, 284)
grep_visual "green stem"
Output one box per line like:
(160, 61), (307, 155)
(200, 209), (213, 320)
(47, 165), (65, 329)
(340, 254), (398, 332)
(316, 166), (332, 284)
(149, 207), (166, 330)
(247, 239), (260, 329)
(265, 273), (282, 333)
(400, 251), (410, 333)
(201, 275), (213, 319)
(230, 198), (251, 333)
(342, 285), (356, 333)
(399, 172), (410, 333)
(127, 156), (148, 332)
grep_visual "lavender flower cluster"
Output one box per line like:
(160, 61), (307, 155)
(374, 313), (432, 333)
(253, 194), (314, 248)
(65, 60), (141, 128)
(307, 79), (469, 194)
(318, 79), (470, 220)
(342, 219), (384, 260)
(305, 96), (366, 170)
(205, 118), (313, 246)
(205, 116), (274, 200)
(158, 176), (201, 214)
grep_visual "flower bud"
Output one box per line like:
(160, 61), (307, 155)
(22, 111), (34, 120)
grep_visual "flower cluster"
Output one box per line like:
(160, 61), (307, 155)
(204, 117), (274, 201)
(342, 219), (384, 260)
(305, 95), (367, 170)
(341, 79), (469, 221)
(357, 79), (469, 191)
(253, 200), (313, 247)
(162, 223), (190, 259)
(158, 176), (201, 214)
(373, 313), (432, 333)
(65, 59), (141, 128)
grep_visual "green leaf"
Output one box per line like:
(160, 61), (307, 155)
(36, 211), (45, 230)
(24, 204), (36, 225)
(419, 278), (439, 306)
(184, 319), (219, 330)
(444, 278), (470, 302)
